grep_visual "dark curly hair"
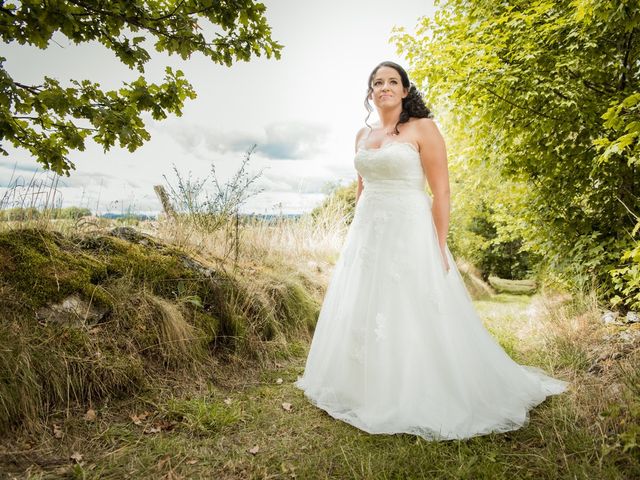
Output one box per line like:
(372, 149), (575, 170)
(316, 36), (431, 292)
(364, 61), (433, 134)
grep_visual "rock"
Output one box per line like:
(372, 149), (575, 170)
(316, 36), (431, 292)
(109, 226), (158, 246)
(607, 382), (623, 397)
(618, 330), (636, 344)
(36, 294), (108, 326)
(109, 226), (146, 243)
(625, 311), (639, 323)
(180, 255), (216, 278)
(109, 226), (167, 250)
(601, 310), (620, 325)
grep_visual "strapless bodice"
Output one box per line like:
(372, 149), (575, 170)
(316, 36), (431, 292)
(354, 142), (426, 191)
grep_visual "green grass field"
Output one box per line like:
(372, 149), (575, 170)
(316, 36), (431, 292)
(2, 290), (638, 480)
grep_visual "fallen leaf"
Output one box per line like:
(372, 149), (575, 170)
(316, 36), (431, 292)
(156, 454), (171, 470)
(223, 397), (232, 405)
(281, 402), (293, 412)
(83, 408), (97, 422)
(130, 411), (150, 425)
(70, 452), (83, 463)
(186, 459), (198, 465)
(276, 378), (283, 385)
(248, 445), (260, 455)
(162, 420), (177, 431)
(53, 424), (63, 439)
(144, 419), (176, 434)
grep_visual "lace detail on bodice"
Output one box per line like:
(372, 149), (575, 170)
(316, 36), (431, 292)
(355, 142), (425, 191)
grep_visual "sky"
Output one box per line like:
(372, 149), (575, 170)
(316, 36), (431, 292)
(0, 0), (436, 215)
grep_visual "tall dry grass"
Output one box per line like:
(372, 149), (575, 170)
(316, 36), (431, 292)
(155, 198), (349, 268)
(0, 168), (63, 228)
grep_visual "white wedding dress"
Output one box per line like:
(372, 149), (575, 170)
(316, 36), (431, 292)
(295, 138), (569, 441)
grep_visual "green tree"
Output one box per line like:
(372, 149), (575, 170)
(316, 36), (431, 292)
(393, 0), (640, 309)
(0, 0), (282, 175)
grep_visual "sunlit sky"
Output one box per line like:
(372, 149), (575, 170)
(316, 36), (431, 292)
(1, 0), (436, 215)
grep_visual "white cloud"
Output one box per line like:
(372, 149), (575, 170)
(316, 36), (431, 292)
(170, 120), (330, 161)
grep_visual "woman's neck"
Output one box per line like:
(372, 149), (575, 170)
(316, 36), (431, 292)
(376, 106), (402, 132)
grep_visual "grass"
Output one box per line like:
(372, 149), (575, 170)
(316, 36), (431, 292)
(1, 290), (638, 479)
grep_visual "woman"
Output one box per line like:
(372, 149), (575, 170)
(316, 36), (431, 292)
(295, 61), (568, 440)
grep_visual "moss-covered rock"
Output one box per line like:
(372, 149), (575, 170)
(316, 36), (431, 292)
(0, 229), (109, 308)
(0, 227), (320, 433)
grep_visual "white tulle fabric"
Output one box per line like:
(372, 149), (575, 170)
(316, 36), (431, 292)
(295, 141), (568, 441)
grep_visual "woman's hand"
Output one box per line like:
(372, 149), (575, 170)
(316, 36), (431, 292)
(440, 244), (450, 273)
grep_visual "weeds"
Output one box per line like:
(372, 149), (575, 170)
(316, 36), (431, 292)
(0, 167), (64, 229)
(162, 145), (263, 263)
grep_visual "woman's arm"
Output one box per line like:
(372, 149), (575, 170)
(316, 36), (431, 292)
(416, 118), (450, 270)
(355, 127), (367, 204)
(356, 174), (364, 203)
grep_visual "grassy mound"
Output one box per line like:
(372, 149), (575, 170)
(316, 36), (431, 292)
(0, 227), (319, 434)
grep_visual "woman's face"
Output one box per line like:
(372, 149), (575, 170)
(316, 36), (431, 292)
(369, 66), (408, 110)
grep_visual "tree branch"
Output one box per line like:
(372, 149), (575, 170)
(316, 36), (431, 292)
(65, 0), (165, 37)
(149, 0), (187, 21)
(0, 6), (16, 17)
(14, 82), (43, 94)
(12, 116), (98, 132)
(618, 29), (635, 91)
(480, 84), (564, 122)
(563, 67), (616, 96)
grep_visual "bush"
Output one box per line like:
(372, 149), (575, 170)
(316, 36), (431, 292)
(610, 221), (640, 312)
(449, 201), (538, 281)
(310, 181), (357, 225)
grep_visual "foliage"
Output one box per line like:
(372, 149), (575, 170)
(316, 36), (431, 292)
(310, 180), (357, 225)
(433, 133), (538, 280)
(0, 0), (283, 174)
(611, 220), (640, 311)
(393, 0), (640, 309)
(464, 202), (537, 280)
(0, 205), (91, 221)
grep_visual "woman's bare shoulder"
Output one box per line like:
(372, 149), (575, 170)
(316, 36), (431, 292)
(413, 118), (442, 142)
(355, 126), (370, 148)
(411, 116), (437, 130)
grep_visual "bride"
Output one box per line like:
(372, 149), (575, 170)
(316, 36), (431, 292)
(295, 61), (568, 440)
